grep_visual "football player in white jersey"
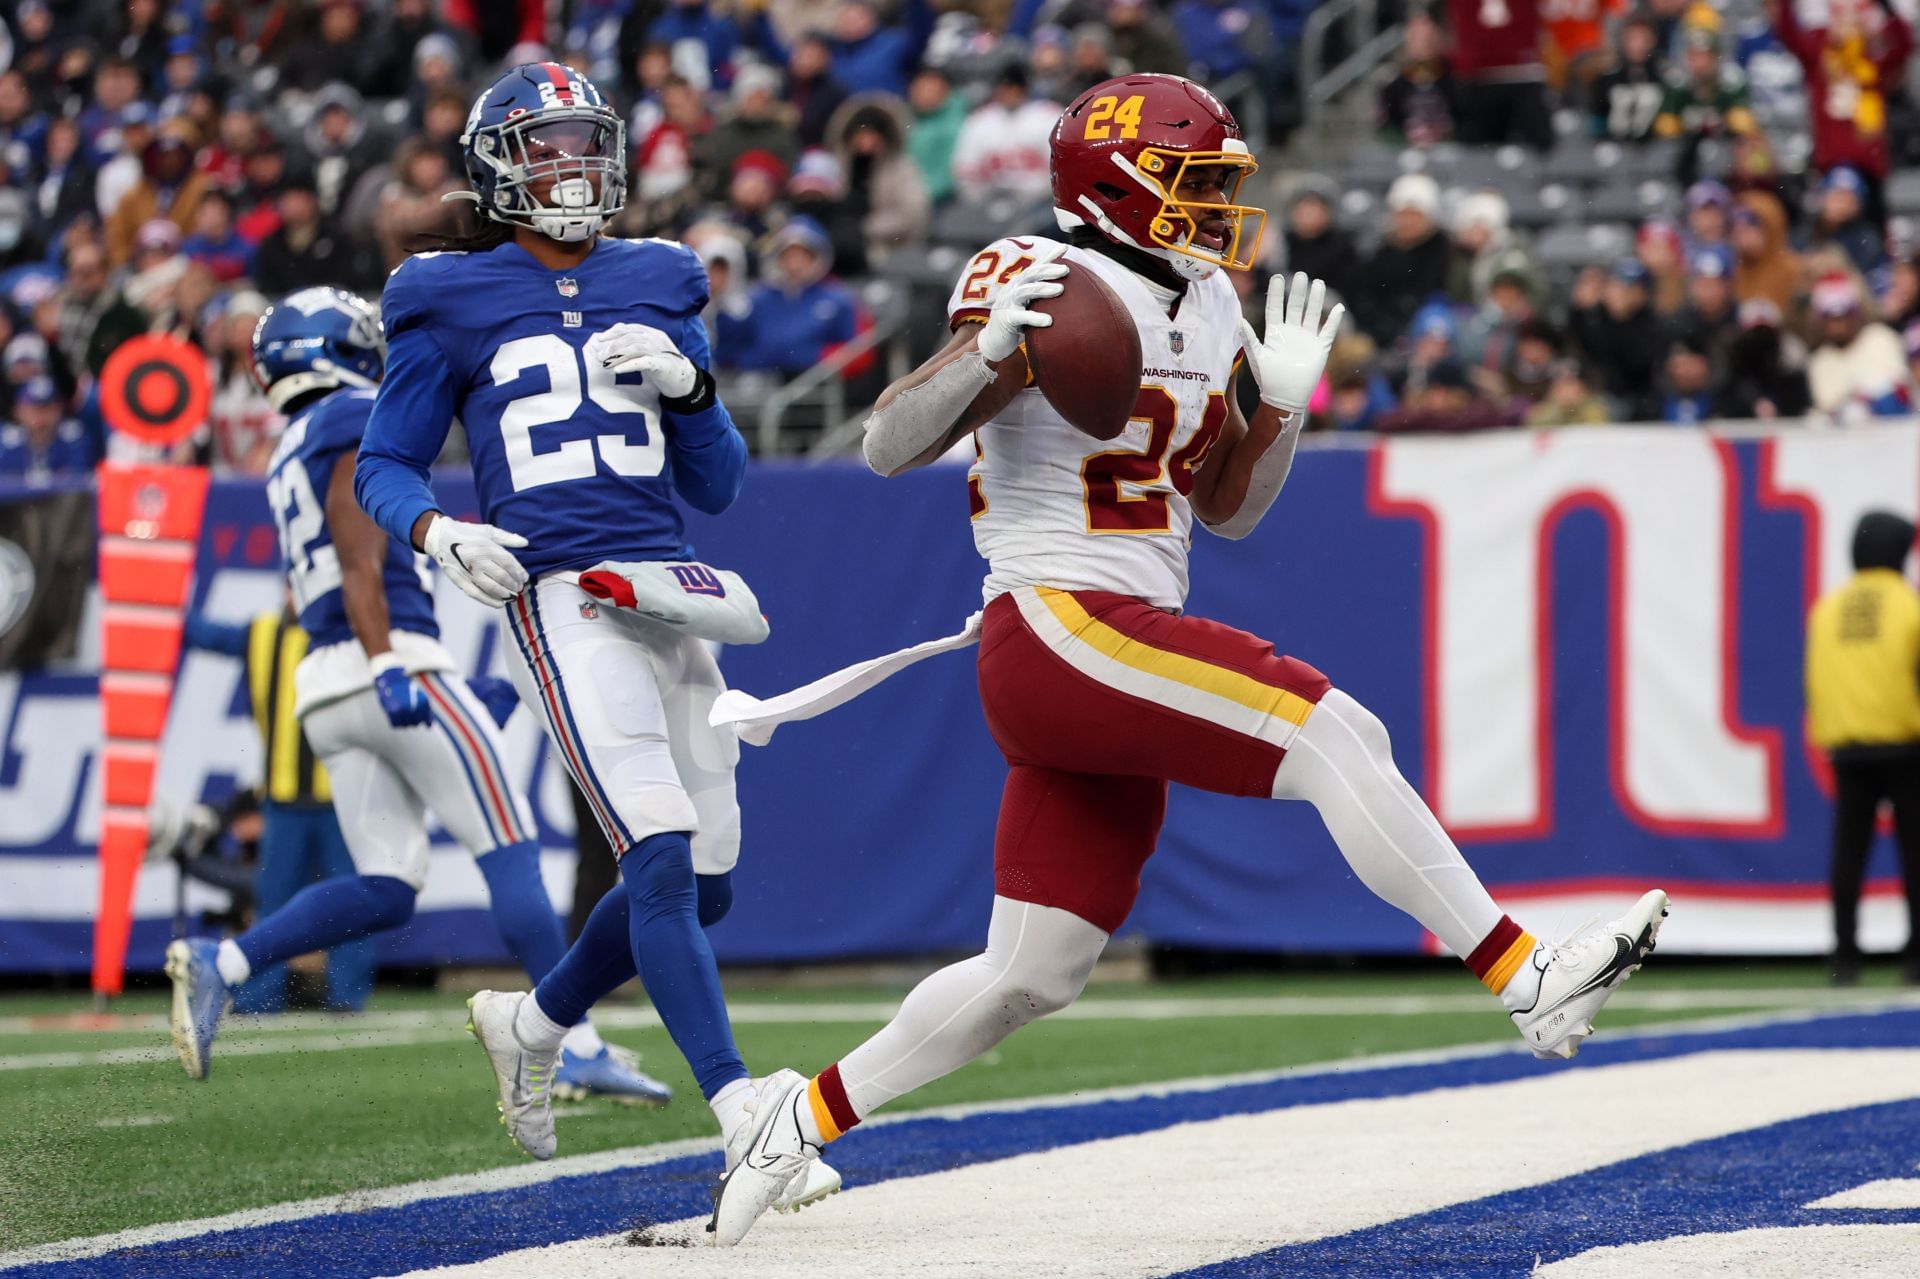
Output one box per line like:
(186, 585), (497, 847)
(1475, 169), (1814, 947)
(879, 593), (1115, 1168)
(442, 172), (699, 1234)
(708, 74), (1671, 1244)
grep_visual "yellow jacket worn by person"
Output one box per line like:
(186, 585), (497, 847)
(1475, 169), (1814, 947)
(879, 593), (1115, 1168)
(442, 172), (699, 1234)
(1807, 567), (1920, 751)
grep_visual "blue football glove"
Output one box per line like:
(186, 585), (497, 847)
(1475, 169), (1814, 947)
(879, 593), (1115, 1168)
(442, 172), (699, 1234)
(370, 653), (431, 728)
(466, 676), (521, 729)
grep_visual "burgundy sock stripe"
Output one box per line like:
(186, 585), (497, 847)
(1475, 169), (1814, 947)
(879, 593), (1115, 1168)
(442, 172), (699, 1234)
(1465, 915), (1524, 978)
(816, 1062), (860, 1134)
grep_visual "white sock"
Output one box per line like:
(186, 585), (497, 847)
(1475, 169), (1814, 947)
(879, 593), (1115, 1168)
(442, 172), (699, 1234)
(512, 991), (569, 1053)
(709, 1077), (753, 1142)
(1272, 688), (1505, 959)
(215, 939), (251, 987)
(559, 1020), (605, 1058)
(836, 897), (1107, 1119)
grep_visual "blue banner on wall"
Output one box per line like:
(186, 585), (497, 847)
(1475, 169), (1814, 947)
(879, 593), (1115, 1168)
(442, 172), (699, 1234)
(2, 425), (1915, 973)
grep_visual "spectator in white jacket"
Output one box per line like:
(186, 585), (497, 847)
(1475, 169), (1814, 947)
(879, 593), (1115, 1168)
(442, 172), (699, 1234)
(951, 65), (1060, 204)
(1807, 273), (1914, 422)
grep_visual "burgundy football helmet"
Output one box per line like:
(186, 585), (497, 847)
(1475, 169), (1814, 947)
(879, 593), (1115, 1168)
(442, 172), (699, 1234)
(1049, 74), (1265, 281)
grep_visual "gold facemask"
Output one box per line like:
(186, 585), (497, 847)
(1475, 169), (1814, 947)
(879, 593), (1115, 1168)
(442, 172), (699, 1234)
(1136, 149), (1267, 272)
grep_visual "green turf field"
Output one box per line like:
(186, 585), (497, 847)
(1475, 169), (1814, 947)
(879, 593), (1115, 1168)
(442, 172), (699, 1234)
(1, 962), (1909, 1254)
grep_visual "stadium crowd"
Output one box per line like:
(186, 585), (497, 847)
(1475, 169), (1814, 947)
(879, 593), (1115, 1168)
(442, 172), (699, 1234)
(0, 0), (1914, 486)
(1340, 0), (1920, 431)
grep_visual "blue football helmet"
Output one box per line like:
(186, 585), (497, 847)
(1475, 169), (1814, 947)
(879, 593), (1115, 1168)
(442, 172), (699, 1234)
(460, 62), (626, 243)
(250, 287), (385, 413)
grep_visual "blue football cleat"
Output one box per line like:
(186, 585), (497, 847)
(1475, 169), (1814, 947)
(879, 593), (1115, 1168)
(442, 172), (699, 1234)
(553, 1043), (674, 1106)
(164, 938), (228, 1080)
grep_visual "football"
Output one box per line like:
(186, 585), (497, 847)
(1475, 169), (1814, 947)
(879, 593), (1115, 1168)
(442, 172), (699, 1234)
(1024, 266), (1142, 440)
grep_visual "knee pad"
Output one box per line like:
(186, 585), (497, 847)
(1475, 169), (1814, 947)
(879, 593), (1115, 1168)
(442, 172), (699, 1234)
(357, 875), (417, 931)
(621, 831), (697, 920)
(696, 871), (733, 928)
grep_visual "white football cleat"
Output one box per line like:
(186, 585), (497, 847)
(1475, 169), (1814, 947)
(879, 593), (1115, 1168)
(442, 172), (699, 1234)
(466, 990), (558, 1160)
(720, 1073), (843, 1215)
(1507, 889), (1669, 1060)
(709, 1069), (825, 1246)
(773, 1158), (844, 1214)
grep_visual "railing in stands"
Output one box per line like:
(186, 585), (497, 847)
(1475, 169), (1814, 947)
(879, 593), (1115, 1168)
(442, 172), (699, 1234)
(1298, 0), (1403, 133)
(750, 287), (914, 456)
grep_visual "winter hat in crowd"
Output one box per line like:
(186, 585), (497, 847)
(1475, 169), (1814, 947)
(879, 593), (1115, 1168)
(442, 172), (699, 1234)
(1410, 301), (1456, 342)
(413, 33), (461, 71)
(4, 332), (49, 373)
(731, 149), (789, 187)
(1688, 245), (1733, 279)
(1822, 166), (1867, 199)
(1611, 257), (1651, 287)
(1451, 191), (1509, 237)
(15, 376), (59, 407)
(1386, 173), (1440, 218)
(768, 216), (830, 260)
(135, 218), (184, 257)
(1811, 273), (1862, 316)
(732, 63), (783, 105)
(789, 149), (843, 199)
(1685, 179), (1732, 211)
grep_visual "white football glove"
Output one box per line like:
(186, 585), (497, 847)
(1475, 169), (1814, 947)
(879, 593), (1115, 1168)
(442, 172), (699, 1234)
(1236, 272), (1345, 418)
(585, 323), (699, 399)
(422, 514), (529, 608)
(977, 242), (1069, 364)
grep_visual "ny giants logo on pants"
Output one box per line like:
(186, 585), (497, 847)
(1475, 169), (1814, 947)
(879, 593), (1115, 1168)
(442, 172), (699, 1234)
(668, 564), (727, 597)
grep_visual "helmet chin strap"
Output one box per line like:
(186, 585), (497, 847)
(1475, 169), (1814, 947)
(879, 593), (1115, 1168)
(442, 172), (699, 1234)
(1063, 203), (1206, 293)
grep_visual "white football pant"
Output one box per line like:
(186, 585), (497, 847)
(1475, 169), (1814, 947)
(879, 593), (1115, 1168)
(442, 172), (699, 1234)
(501, 575), (741, 871)
(301, 671), (538, 889)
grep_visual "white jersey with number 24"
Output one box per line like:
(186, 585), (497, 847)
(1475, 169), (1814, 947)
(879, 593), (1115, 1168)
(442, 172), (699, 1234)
(945, 236), (1244, 612)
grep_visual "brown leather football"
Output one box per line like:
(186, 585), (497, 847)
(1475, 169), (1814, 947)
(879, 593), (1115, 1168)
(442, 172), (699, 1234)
(1023, 267), (1142, 440)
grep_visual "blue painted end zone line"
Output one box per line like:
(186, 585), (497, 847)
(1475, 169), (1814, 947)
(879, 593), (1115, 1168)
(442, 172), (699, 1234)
(1172, 1098), (1920, 1278)
(8, 1009), (1919, 1279)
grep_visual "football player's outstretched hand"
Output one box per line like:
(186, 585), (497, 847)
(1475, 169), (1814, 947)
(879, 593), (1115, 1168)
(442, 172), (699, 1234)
(586, 323), (699, 399)
(1236, 272), (1344, 418)
(423, 514), (528, 608)
(978, 241), (1069, 364)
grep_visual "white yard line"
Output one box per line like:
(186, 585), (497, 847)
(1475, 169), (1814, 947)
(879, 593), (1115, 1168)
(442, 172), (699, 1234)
(6, 988), (1912, 1067)
(0, 1000), (1903, 1271)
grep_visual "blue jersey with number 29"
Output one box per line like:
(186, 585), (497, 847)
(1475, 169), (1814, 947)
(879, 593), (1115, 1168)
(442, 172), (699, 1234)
(266, 387), (438, 649)
(356, 237), (746, 579)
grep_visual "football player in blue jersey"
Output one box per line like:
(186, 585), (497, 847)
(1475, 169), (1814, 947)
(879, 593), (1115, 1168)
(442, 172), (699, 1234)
(164, 286), (671, 1108)
(353, 63), (840, 1204)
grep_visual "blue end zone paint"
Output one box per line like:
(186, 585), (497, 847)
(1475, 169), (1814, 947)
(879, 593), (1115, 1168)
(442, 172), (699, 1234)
(1168, 1099), (1920, 1278)
(9, 1010), (1919, 1279)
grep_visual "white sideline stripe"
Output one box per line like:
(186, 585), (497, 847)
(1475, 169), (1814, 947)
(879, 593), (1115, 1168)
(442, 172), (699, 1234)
(0, 1001), (1900, 1270)
(7, 986), (1911, 1045)
(1, 1028), (469, 1072)
(402, 1050), (1920, 1279)
(1808, 1178), (1920, 1210)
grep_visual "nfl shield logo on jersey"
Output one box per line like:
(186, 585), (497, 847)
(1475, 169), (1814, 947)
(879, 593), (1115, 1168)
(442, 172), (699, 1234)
(556, 278), (580, 298)
(579, 599), (598, 619)
(1168, 330), (1185, 356)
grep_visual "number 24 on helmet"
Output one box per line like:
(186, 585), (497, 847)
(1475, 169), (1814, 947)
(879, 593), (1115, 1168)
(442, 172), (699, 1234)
(1049, 74), (1267, 283)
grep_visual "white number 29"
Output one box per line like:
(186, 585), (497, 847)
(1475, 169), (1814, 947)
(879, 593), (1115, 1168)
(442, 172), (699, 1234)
(491, 332), (665, 493)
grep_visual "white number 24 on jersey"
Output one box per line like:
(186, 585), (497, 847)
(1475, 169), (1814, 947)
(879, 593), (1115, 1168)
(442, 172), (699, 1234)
(492, 332), (664, 492)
